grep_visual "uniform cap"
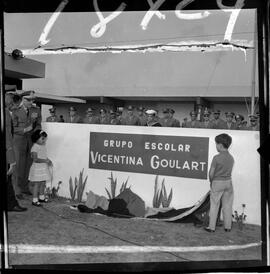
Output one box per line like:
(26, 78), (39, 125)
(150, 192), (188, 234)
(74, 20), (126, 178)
(213, 110), (221, 114)
(235, 114), (244, 120)
(190, 110), (197, 116)
(127, 105), (134, 111)
(69, 106), (77, 111)
(49, 107), (56, 113)
(225, 111), (235, 117)
(86, 107), (94, 113)
(109, 110), (116, 115)
(21, 90), (36, 100)
(137, 106), (145, 111)
(249, 114), (257, 121)
(146, 109), (157, 115)
(100, 108), (107, 114)
(117, 107), (124, 112)
(203, 110), (211, 116)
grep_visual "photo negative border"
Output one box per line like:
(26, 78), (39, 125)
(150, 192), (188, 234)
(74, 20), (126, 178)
(0, 0), (269, 272)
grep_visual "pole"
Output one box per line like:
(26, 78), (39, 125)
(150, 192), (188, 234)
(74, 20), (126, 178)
(251, 11), (257, 116)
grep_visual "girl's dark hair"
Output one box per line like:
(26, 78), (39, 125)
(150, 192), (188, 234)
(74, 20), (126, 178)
(215, 133), (232, 149)
(31, 129), (47, 143)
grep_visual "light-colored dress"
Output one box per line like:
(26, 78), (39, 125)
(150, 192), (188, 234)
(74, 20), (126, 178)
(28, 143), (51, 182)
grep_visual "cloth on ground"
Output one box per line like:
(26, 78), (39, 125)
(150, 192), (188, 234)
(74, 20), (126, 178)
(85, 190), (109, 210)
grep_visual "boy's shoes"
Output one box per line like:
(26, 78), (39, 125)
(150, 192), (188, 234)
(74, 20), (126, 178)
(224, 229), (231, 232)
(32, 201), (42, 207)
(39, 198), (49, 203)
(204, 227), (215, 233)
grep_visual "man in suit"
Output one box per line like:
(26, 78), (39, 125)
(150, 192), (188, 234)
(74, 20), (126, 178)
(200, 110), (215, 129)
(66, 106), (83, 123)
(11, 90), (42, 196)
(186, 110), (201, 128)
(224, 112), (238, 130)
(46, 107), (60, 122)
(83, 107), (100, 124)
(122, 105), (140, 126)
(212, 110), (226, 129)
(5, 92), (27, 211)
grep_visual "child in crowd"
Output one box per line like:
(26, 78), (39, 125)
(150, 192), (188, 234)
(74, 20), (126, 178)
(28, 130), (53, 206)
(205, 133), (234, 232)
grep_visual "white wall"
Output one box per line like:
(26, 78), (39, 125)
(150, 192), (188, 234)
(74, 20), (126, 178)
(42, 123), (261, 225)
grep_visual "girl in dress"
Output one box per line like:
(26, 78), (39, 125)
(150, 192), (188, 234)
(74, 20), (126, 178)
(29, 130), (53, 206)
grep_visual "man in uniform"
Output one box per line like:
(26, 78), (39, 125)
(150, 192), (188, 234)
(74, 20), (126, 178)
(224, 112), (237, 130)
(246, 115), (259, 131)
(5, 92), (27, 211)
(235, 114), (246, 130)
(200, 110), (215, 129)
(66, 106), (83, 123)
(185, 110), (201, 128)
(146, 109), (162, 127)
(46, 107), (60, 122)
(169, 109), (180, 127)
(137, 106), (147, 126)
(116, 107), (124, 124)
(159, 108), (172, 127)
(83, 107), (100, 124)
(123, 105), (140, 125)
(109, 110), (121, 125)
(212, 110), (226, 129)
(12, 90), (42, 196)
(99, 108), (110, 124)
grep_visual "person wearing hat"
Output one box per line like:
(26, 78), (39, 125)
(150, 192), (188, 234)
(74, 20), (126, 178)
(137, 106), (147, 126)
(99, 108), (110, 124)
(5, 92), (28, 211)
(46, 107), (60, 122)
(200, 110), (215, 129)
(83, 107), (100, 124)
(212, 110), (226, 129)
(109, 110), (121, 125)
(145, 109), (162, 127)
(186, 110), (201, 128)
(235, 114), (246, 130)
(168, 108), (181, 127)
(115, 107), (124, 124)
(11, 90), (42, 196)
(224, 112), (237, 130)
(122, 105), (140, 126)
(66, 106), (82, 123)
(246, 115), (259, 131)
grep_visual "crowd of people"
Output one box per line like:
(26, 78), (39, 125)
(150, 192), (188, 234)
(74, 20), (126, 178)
(4, 89), (260, 212)
(46, 105), (260, 131)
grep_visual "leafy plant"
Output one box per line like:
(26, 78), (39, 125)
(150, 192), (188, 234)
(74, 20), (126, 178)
(161, 179), (173, 208)
(105, 172), (130, 199)
(119, 177), (130, 193)
(232, 204), (247, 230)
(69, 169), (88, 202)
(152, 175), (173, 208)
(152, 175), (163, 208)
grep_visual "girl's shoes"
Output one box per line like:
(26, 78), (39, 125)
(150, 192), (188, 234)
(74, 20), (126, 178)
(224, 228), (231, 232)
(39, 198), (49, 203)
(204, 227), (215, 233)
(32, 201), (42, 207)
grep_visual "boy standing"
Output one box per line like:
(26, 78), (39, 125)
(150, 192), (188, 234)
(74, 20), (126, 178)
(205, 133), (234, 232)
